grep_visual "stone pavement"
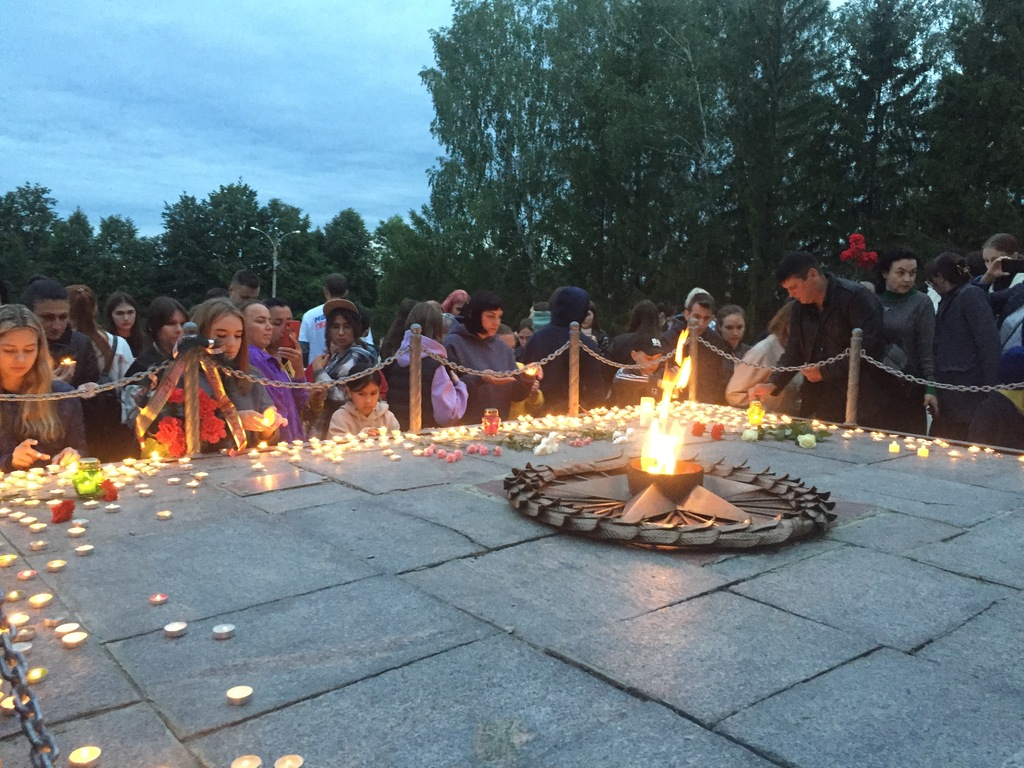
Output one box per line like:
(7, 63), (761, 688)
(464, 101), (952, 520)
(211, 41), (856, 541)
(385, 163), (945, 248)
(0, 427), (1022, 768)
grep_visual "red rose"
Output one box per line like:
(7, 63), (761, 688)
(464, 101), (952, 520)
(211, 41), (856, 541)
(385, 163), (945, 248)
(711, 423), (725, 440)
(691, 422), (706, 437)
(100, 479), (118, 502)
(51, 499), (75, 524)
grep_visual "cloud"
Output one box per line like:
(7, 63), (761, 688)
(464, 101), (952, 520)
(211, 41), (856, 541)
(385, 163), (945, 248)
(0, 0), (453, 235)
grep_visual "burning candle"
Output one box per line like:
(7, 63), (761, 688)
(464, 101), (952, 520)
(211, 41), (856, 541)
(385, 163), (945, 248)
(888, 441), (900, 453)
(74, 544), (94, 557)
(166, 477), (181, 485)
(25, 667), (47, 684)
(917, 446), (930, 458)
(68, 526), (87, 537)
(104, 504), (120, 512)
(67, 746), (101, 767)
(54, 622), (80, 638)
(275, 756), (304, 768)
(46, 560), (66, 573)
(28, 522), (46, 534)
(0, 696), (15, 716)
(149, 593), (168, 606)
(156, 510), (173, 520)
(138, 488), (153, 497)
(28, 594), (52, 609)
(7, 613), (30, 628)
(231, 757), (262, 768)
(18, 516), (37, 526)
(186, 480), (200, 488)
(164, 621), (188, 638)
(6, 591), (25, 603)
(61, 630), (88, 649)
(226, 685), (253, 706)
(0, 554), (16, 568)
(29, 540), (47, 551)
(16, 569), (37, 581)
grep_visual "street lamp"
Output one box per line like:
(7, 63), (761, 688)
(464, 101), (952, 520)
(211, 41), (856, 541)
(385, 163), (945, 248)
(250, 226), (301, 298)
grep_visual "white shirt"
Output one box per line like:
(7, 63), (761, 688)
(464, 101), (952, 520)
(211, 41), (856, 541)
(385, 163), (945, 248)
(299, 302), (374, 362)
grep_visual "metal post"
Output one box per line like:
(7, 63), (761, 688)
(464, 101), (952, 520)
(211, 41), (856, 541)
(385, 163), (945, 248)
(182, 336), (201, 457)
(409, 325), (423, 433)
(250, 226), (300, 298)
(844, 328), (863, 426)
(688, 318), (700, 402)
(568, 321), (580, 416)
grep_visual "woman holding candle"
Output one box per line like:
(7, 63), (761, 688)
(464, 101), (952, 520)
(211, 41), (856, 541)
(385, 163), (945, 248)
(0, 304), (85, 471)
(726, 301), (802, 414)
(191, 299), (287, 443)
(310, 298), (378, 437)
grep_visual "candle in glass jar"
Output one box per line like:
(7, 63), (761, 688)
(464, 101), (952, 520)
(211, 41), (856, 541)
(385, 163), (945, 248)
(482, 408), (501, 436)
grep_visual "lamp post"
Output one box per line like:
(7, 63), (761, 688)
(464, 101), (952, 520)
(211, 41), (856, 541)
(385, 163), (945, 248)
(250, 226), (301, 298)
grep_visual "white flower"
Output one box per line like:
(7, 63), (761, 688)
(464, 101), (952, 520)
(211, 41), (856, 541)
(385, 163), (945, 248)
(797, 434), (817, 449)
(741, 428), (760, 442)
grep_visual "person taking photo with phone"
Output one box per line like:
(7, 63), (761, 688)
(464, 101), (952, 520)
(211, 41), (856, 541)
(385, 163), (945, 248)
(976, 233), (1024, 352)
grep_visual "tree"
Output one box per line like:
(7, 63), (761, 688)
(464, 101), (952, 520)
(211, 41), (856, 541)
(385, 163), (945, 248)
(916, 0), (1024, 248)
(0, 183), (58, 294)
(374, 213), (450, 322)
(49, 209), (96, 285)
(320, 208), (376, 307)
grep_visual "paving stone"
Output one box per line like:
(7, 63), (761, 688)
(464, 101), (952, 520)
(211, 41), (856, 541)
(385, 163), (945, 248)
(707, 537), (846, 582)
(362, 484), (554, 550)
(909, 509), (1024, 588)
(219, 466), (327, 496)
(279, 499), (484, 573)
(888, 448), (1024, 494)
(108, 575), (495, 739)
(405, 535), (728, 646)
(189, 634), (774, 768)
(241, 480), (368, 513)
(691, 439), (863, 483)
(919, 594), (1024, 692)
(303, 450), (506, 494)
(828, 510), (964, 554)
(731, 546), (1011, 650)
(810, 465), (1018, 526)
(41, 510), (381, 641)
(0, 595), (139, 740)
(41, 703), (203, 768)
(560, 590), (875, 727)
(718, 648), (1024, 768)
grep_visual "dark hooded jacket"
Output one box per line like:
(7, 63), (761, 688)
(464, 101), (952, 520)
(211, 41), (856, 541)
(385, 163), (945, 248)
(522, 287), (606, 411)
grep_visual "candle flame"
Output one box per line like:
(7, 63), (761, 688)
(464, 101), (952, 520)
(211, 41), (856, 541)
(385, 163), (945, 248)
(640, 328), (692, 475)
(59, 357), (74, 366)
(262, 407), (276, 427)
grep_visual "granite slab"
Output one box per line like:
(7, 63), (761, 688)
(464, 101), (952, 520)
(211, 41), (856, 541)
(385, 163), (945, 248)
(908, 508), (1024, 588)
(108, 575), (495, 739)
(828, 510), (964, 554)
(405, 535), (728, 646)
(718, 648), (1024, 768)
(731, 546), (1012, 650)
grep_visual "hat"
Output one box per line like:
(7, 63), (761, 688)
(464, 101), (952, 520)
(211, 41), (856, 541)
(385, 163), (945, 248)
(323, 298), (358, 317)
(629, 334), (663, 356)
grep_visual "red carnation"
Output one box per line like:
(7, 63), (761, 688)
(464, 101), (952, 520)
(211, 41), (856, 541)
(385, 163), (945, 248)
(155, 416), (187, 458)
(100, 479), (118, 502)
(691, 422), (706, 437)
(711, 423), (726, 440)
(51, 499), (75, 524)
(168, 389), (185, 405)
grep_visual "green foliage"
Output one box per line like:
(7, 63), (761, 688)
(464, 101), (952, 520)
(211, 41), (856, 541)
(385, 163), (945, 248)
(0, 183), (57, 294)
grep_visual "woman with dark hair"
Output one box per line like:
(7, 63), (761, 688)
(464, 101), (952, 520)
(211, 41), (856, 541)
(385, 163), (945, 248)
(924, 252), (1000, 440)
(126, 297), (188, 376)
(444, 291), (533, 422)
(727, 302), (802, 413)
(310, 298), (378, 436)
(0, 304), (85, 470)
(581, 300), (609, 354)
(872, 248), (936, 433)
(384, 302), (468, 430)
(105, 291), (146, 356)
(605, 300), (662, 366)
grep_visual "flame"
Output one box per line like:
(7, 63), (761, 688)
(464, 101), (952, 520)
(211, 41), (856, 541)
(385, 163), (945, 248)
(262, 407), (277, 427)
(640, 328), (692, 474)
(59, 357), (75, 366)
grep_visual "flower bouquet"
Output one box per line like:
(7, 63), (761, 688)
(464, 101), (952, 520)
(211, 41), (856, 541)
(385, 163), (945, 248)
(143, 388), (227, 458)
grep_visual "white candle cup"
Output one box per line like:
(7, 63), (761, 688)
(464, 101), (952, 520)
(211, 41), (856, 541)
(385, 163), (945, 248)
(0, 554), (17, 567)
(0, 696), (15, 716)
(29, 540), (47, 552)
(226, 685), (253, 706)
(149, 593), (168, 606)
(68, 526), (87, 538)
(16, 569), (37, 581)
(12, 641), (31, 656)
(7, 612), (30, 628)
(74, 544), (94, 557)
(17, 516), (36, 526)
(104, 504), (120, 512)
(156, 509), (173, 520)
(61, 630), (88, 649)
(28, 523), (46, 534)
(275, 756), (304, 768)
(54, 622), (80, 638)
(212, 623), (235, 640)
(45, 560), (67, 573)
(67, 745), (102, 767)
(138, 489), (153, 497)
(163, 621), (188, 638)
(231, 757), (262, 768)
(14, 627), (35, 642)
(43, 616), (66, 628)
(166, 477), (181, 485)
(27, 593), (52, 609)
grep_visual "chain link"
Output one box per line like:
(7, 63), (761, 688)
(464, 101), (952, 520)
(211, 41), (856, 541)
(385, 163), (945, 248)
(0, 601), (59, 767)
(217, 351), (404, 389)
(578, 343), (675, 370)
(423, 341), (572, 378)
(859, 351), (1024, 393)
(694, 334), (851, 372)
(0, 362), (171, 402)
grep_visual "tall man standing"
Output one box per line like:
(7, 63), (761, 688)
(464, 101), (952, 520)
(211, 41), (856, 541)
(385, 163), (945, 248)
(750, 251), (886, 425)
(22, 277), (99, 388)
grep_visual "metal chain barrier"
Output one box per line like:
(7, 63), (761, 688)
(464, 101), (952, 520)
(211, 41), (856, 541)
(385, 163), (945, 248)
(693, 334), (852, 372)
(578, 343), (675, 371)
(859, 350), (1024, 393)
(216, 350), (404, 389)
(0, 362), (171, 402)
(423, 341), (572, 378)
(0, 601), (59, 767)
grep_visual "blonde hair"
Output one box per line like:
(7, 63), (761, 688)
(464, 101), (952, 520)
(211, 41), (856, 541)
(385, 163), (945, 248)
(0, 304), (61, 442)
(189, 298), (251, 394)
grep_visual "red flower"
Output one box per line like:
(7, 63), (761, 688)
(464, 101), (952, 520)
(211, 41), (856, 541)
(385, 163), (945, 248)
(840, 233), (877, 271)
(691, 422), (706, 437)
(51, 499), (75, 524)
(155, 416), (187, 458)
(168, 389), (185, 405)
(711, 423), (726, 440)
(100, 479), (118, 502)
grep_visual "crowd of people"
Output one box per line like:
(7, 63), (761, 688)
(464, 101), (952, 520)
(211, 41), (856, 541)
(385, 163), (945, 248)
(2, 233), (1023, 471)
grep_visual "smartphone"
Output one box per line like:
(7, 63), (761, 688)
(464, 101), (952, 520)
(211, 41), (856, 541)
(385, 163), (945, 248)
(282, 320), (302, 349)
(1000, 257), (1024, 275)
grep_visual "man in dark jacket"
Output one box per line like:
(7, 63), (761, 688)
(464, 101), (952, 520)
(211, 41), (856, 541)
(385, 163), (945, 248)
(751, 252), (885, 425)
(661, 290), (731, 405)
(523, 286), (606, 412)
(22, 277), (100, 388)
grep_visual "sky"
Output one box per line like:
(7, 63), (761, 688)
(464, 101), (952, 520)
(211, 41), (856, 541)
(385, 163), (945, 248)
(1, 0), (456, 236)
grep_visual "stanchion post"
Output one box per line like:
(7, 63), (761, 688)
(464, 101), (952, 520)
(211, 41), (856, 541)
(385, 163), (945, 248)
(844, 328), (863, 427)
(409, 324), (423, 433)
(183, 339), (200, 460)
(688, 317), (700, 402)
(569, 321), (580, 416)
